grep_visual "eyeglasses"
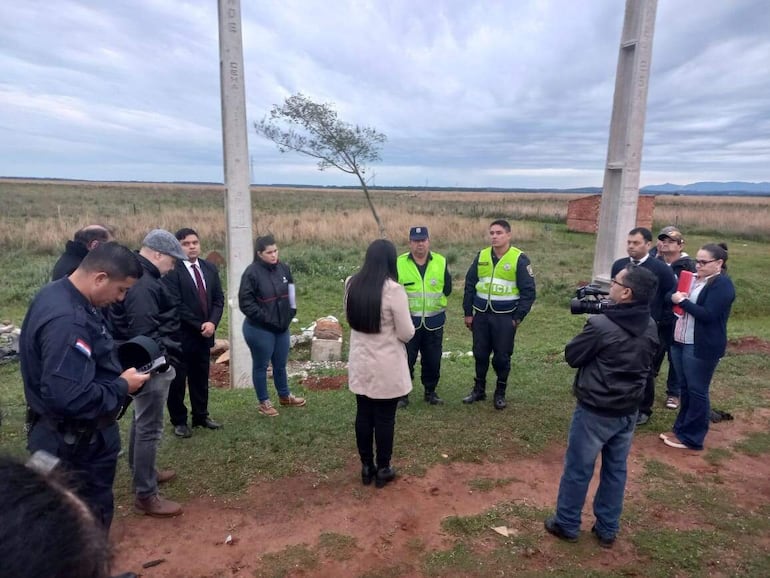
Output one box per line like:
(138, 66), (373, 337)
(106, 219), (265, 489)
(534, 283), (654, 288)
(610, 278), (630, 289)
(695, 259), (717, 266)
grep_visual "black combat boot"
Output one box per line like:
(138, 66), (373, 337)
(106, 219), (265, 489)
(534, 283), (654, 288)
(361, 461), (376, 486)
(375, 466), (397, 488)
(494, 382), (507, 410)
(462, 380), (487, 404)
(424, 387), (444, 405)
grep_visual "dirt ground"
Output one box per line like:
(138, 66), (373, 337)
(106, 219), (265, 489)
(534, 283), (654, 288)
(110, 341), (770, 577)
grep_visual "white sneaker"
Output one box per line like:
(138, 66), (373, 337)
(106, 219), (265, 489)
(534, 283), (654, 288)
(666, 396), (680, 410)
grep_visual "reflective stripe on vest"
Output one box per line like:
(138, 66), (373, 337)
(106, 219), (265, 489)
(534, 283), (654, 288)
(397, 252), (447, 328)
(473, 246), (521, 313)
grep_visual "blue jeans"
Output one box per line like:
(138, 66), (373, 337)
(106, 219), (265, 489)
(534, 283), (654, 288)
(555, 404), (637, 540)
(670, 343), (718, 450)
(243, 320), (290, 402)
(129, 366), (175, 498)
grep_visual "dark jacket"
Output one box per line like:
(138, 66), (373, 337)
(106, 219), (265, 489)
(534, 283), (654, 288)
(51, 241), (89, 281)
(19, 278), (127, 422)
(109, 254), (181, 361)
(162, 258), (224, 347)
(669, 254), (697, 280)
(678, 273), (736, 361)
(611, 256), (676, 323)
(566, 302), (659, 417)
(660, 254), (697, 325)
(239, 260), (295, 333)
(462, 248), (537, 323)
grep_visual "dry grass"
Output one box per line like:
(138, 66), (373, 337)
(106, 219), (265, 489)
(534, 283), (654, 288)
(1, 180), (768, 252)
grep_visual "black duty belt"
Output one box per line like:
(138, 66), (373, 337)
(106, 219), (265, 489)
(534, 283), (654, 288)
(32, 413), (117, 433)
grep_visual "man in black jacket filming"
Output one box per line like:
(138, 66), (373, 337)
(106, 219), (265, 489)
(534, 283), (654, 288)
(545, 265), (659, 548)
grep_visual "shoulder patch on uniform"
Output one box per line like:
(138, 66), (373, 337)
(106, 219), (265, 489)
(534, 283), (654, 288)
(74, 338), (92, 358)
(526, 264), (535, 277)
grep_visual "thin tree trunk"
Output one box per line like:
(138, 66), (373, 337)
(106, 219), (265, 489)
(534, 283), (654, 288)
(356, 172), (386, 238)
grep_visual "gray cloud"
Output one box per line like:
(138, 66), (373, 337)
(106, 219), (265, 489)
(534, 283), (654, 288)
(0, 0), (767, 187)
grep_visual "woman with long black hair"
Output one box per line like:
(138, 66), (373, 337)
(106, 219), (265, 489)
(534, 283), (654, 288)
(345, 239), (415, 488)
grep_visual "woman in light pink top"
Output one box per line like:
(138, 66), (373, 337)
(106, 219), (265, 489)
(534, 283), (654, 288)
(345, 240), (415, 488)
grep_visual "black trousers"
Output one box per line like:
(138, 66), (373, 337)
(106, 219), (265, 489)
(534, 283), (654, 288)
(168, 333), (211, 426)
(406, 326), (444, 392)
(639, 322), (670, 416)
(654, 322), (680, 396)
(355, 395), (399, 469)
(28, 421), (121, 529)
(472, 311), (516, 386)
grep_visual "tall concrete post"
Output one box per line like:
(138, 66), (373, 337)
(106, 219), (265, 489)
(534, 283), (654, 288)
(592, 0), (658, 284)
(218, 0), (253, 388)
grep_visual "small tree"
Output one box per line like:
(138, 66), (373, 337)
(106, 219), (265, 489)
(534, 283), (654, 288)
(255, 93), (387, 237)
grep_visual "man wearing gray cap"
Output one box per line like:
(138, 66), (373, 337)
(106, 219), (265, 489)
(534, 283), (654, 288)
(655, 226), (696, 410)
(108, 229), (186, 517)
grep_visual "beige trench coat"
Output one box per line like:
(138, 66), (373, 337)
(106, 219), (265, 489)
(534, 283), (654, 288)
(346, 278), (415, 399)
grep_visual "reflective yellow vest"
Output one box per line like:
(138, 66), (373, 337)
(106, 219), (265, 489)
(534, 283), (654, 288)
(397, 252), (447, 329)
(473, 246), (521, 313)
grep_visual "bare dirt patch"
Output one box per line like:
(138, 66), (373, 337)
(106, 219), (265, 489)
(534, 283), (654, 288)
(727, 336), (770, 355)
(208, 362), (230, 389)
(110, 408), (770, 577)
(302, 374), (347, 391)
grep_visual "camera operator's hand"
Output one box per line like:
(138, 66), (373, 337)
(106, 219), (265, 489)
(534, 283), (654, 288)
(121, 368), (151, 394)
(464, 315), (473, 330)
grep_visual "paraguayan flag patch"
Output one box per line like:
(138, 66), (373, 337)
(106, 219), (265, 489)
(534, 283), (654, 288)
(74, 338), (92, 358)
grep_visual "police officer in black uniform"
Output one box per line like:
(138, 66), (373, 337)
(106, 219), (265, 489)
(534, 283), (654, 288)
(462, 219), (536, 410)
(20, 242), (149, 529)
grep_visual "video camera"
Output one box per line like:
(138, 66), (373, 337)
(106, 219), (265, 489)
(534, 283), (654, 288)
(570, 284), (614, 315)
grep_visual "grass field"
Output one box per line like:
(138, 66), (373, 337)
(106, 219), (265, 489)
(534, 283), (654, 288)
(1, 180), (769, 577)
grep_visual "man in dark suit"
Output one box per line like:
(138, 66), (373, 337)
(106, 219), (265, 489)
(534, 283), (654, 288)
(163, 228), (225, 437)
(611, 227), (676, 426)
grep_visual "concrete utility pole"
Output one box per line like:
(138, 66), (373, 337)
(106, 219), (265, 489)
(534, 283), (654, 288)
(592, 0), (658, 283)
(218, 0), (253, 388)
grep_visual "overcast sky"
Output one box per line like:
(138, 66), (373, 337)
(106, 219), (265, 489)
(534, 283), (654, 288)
(1, 0), (768, 189)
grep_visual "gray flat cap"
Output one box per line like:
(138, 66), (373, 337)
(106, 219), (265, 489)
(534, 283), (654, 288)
(142, 229), (187, 261)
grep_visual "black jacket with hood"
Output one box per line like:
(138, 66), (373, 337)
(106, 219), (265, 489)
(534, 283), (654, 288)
(566, 302), (659, 417)
(109, 254), (182, 362)
(238, 259), (295, 333)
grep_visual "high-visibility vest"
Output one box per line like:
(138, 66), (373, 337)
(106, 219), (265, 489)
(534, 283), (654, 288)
(397, 252), (447, 329)
(473, 246), (521, 313)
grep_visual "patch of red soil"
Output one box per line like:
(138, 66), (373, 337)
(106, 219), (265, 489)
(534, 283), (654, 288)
(302, 374), (347, 390)
(110, 409), (770, 578)
(727, 336), (770, 355)
(208, 362), (230, 389)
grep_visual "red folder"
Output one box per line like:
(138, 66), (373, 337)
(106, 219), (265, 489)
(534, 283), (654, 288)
(672, 270), (694, 316)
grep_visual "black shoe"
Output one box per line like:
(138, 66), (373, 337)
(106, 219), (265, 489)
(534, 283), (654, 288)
(361, 464), (376, 486)
(192, 417), (222, 430)
(544, 517), (578, 543)
(173, 424), (192, 438)
(494, 393), (507, 410)
(424, 391), (444, 405)
(636, 413), (650, 426)
(397, 395), (409, 409)
(591, 526), (615, 549)
(462, 388), (486, 404)
(375, 466), (397, 488)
